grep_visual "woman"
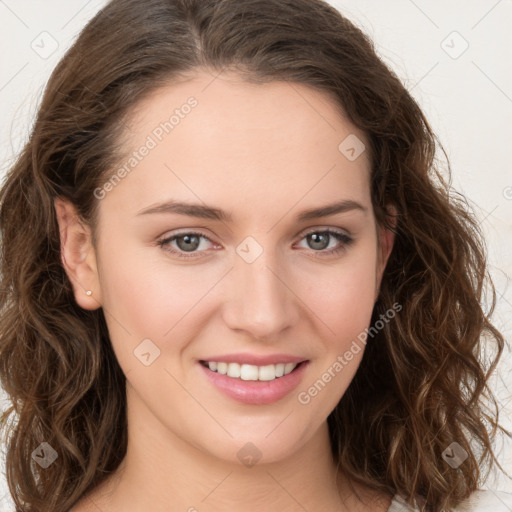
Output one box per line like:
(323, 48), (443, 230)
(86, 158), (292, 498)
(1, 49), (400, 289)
(0, 0), (510, 511)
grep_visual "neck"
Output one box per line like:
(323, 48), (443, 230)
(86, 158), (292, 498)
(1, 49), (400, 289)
(78, 384), (391, 512)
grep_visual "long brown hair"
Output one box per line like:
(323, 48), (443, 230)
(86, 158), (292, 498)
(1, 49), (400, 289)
(0, 0), (508, 510)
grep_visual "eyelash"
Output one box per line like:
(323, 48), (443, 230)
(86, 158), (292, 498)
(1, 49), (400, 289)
(157, 228), (354, 260)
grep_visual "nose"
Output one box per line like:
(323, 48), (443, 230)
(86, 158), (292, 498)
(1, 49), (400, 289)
(222, 245), (300, 341)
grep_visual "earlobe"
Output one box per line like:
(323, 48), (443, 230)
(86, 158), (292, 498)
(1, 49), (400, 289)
(54, 197), (102, 310)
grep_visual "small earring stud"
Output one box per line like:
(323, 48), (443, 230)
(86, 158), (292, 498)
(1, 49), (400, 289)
(86, 290), (92, 296)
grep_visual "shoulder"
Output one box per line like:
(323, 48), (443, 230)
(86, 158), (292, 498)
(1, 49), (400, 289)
(454, 489), (512, 511)
(388, 489), (512, 511)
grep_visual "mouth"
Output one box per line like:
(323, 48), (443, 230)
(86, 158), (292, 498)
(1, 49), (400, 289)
(199, 359), (307, 382)
(198, 358), (310, 405)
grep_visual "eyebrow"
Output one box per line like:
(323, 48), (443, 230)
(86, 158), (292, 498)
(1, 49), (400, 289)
(136, 198), (368, 222)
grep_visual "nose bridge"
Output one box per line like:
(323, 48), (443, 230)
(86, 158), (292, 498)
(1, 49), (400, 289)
(223, 235), (298, 338)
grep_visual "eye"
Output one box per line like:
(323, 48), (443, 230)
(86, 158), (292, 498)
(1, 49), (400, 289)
(295, 228), (354, 257)
(157, 231), (216, 259)
(157, 228), (354, 259)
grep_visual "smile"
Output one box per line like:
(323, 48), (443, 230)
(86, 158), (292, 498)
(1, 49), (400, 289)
(198, 359), (309, 405)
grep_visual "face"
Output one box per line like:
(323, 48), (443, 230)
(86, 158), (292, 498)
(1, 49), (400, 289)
(57, 70), (394, 466)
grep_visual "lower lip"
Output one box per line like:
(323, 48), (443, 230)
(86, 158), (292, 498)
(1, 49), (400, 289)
(198, 361), (309, 405)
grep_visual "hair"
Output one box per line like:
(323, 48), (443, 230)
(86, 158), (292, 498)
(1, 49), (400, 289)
(0, 0), (508, 510)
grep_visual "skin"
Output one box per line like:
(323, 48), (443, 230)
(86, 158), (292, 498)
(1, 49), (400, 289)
(56, 70), (395, 512)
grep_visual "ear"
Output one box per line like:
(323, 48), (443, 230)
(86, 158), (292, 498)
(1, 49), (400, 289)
(375, 204), (397, 301)
(54, 197), (102, 310)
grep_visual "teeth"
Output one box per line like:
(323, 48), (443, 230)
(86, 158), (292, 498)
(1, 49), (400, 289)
(204, 361), (299, 381)
(227, 363), (241, 378)
(284, 362), (296, 374)
(241, 363), (258, 381)
(258, 364), (276, 381)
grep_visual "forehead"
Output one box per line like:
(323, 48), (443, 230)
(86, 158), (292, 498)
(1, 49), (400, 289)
(101, 70), (372, 220)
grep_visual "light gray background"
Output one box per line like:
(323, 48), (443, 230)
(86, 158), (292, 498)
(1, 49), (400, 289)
(1, 1), (511, 510)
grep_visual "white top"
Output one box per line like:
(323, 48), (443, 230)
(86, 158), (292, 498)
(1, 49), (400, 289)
(387, 489), (512, 511)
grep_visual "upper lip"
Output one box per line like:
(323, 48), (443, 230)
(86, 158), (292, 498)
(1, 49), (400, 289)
(199, 353), (308, 366)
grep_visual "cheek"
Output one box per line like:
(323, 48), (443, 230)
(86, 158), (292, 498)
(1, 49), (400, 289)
(98, 236), (208, 321)
(300, 247), (378, 344)
(293, 251), (377, 414)
(96, 243), (228, 360)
